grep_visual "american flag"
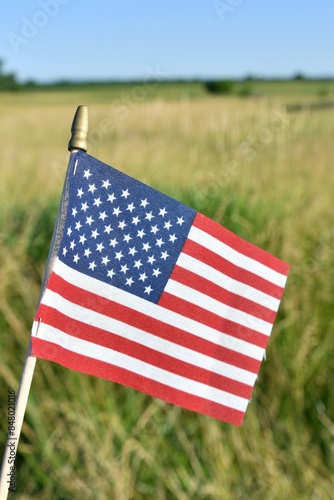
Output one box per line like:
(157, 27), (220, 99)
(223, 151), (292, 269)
(31, 151), (289, 425)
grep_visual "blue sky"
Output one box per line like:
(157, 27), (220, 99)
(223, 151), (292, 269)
(1, 0), (333, 83)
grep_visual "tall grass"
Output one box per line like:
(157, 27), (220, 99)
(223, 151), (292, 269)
(0, 89), (333, 499)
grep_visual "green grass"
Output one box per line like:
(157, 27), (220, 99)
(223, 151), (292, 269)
(0, 82), (206, 107)
(2, 79), (334, 107)
(233, 79), (334, 100)
(0, 84), (334, 498)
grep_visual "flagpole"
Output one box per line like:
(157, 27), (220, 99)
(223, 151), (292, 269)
(0, 343), (36, 499)
(0, 105), (89, 500)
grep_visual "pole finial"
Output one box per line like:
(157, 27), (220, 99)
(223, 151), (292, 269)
(68, 105), (89, 152)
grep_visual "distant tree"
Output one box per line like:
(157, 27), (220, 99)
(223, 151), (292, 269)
(293, 72), (305, 81)
(24, 79), (38, 89)
(0, 59), (19, 91)
(205, 80), (234, 95)
(243, 74), (255, 82)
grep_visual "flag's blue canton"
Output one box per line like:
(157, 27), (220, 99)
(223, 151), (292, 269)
(59, 152), (196, 303)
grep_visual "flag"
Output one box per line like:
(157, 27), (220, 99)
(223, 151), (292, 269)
(31, 151), (289, 425)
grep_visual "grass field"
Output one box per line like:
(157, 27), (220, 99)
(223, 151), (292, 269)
(0, 82), (334, 499)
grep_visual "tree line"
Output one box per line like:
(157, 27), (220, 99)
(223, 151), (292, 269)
(0, 60), (19, 91)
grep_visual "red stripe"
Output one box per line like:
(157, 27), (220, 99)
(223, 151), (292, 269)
(45, 272), (261, 373)
(31, 337), (245, 425)
(193, 212), (290, 276)
(36, 304), (253, 399)
(159, 291), (270, 349)
(182, 239), (284, 300)
(170, 265), (276, 323)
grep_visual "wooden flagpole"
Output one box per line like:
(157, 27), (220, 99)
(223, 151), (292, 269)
(0, 105), (89, 499)
(0, 344), (36, 499)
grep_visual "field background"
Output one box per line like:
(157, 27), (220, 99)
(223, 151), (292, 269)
(0, 81), (333, 499)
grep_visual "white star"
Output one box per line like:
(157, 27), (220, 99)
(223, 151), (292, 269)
(93, 197), (102, 208)
(113, 207), (122, 217)
(121, 189), (130, 199)
(144, 285), (153, 295)
(120, 264), (129, 274)
(169, 234), (177, 243)
(118, 220), (127, 230)
(84, 248), (92, 257)
(139, 272), (147, 282)
(107, 269), (115, 279)
(110, 238), (118, 247)
(102, 255), (110, 265)
(83, 169), (91, 179)
(62, 247), (67, 256)
(142, 242), (151, 252)
(127, 203), (135, 213)
(81, 202), (89, 212)
(107, 193), (116, 203)
(88, 184), (97, 194)
(104, 225), (113, 234)
(73, 253), (80, 263)
(152, 268), (161, 277)
(102, 179), (111, 189)
(79, 234), (87, 245)
(150, 225), (159, 234)
(86, 215), (94, 226)
(77, 188), (84, 198)
(164, 220), (172, 230)
(161, 251), (169, 260)
(132, 216), (140, 225)
(89, 261), (97, 271)
(99, 211), (108, 221)
(159, 207), (167, 217)
(115, 251), (123, 261)
(72, 207), (78, 217)
(137, 229), (146, 239)
(145, 211), (154, 221)
(96, 242), (104, 252)
(148, 255), (156, 265)
(177, 216), (185, 226)
(67, 227), (72, 236)
(128, 247), (137, 256)
(134, 259), (142, 269)
(75, 221), (82, 231)
(126, 277), (134, 286)
(123, 233), (132, 243)
(140, 199), (149, 208)
(156, 238), (164, 247)
(91, 229), (99, 239)
(70, 240), (76, 250)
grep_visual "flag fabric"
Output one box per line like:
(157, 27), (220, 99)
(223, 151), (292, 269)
(31, 151), (289, 425)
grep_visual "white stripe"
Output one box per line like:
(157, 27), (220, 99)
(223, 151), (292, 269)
(53, 258), (265, 360)
(177, 253), (280, 311)
(41, 288), (257, 386)
(165, 280), (273, 336)
(32, 323), (248, 412)
(189, 226), (287, 288)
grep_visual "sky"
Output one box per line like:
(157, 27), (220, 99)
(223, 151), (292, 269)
(0, 0), (333, 83)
